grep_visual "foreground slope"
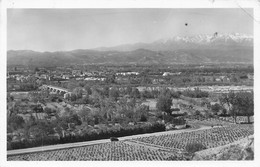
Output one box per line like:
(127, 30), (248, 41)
(7, 124), (253, 161)
(193, 135), (254, 160)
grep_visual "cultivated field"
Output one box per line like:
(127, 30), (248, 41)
(133, 124), (253, 152)
(7, 141), (179, 161)
(7, 123), (253, 161)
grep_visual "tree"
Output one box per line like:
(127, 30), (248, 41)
(89, 89), (102, 108)
(106, 74), (116, 84)
(62, 107), (74, 117)
(72, 87), (83, 99)
(34, 67), (40, 72)
(136, 104), (149, 122)
(44, 107), (54, 116)
(102, 86), (110, 97)
(100, 98), (117, 122)
(211, 103), (222, 115)
(141, 75), (152, 85)
(84, 84), (92, 95)
(78, 107), (92, 122)
(29, 90), (49, 104)
(156, 93), (172, 115)
(8, 101), (19, 117)
(222, 108), (227, 116)
(125, 85), (132, 95)
(54, 116), (68, 131)
(67, 80), (78, 91)
(130, 88), (140, 99)
(29, 120), (55, 139)
(220, 91), (254, 123)
(234, 91), (254, 123)
(68, 114), (82, 126)
(78, 81), (85, 87)
(182, 88), (208, 98)
(81, 94), (90, 104)
(151, 89), (160, 98)
(69, 93), (77, 102)
(220, 91), (237, 123)
(171, 90), (181, 99)
(8, 115), (25, 131)
(7, 93), (14, 102)
(54, 112), (82, 133)
(109, 87), (119, 101)
(141, 90), (152, 99)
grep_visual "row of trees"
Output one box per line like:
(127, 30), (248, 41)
(182, 88), (209, 98)
(8, 122), (166, 150)
(65, 85), (141, 103)
(219, 91), (254, 123)
(155, 88), (254, 124)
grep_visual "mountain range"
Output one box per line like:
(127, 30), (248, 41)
(7, 33), (253, 66)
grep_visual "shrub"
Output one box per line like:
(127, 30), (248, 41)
(155, 111), (163, 119)
(194, 110), (201, 116)
(211, 103), (222, 115)
(185, 142), (206, 153)
(171, 91), (181, 99)
(140, 114), (147, 122)
(182, 88), (209, 98)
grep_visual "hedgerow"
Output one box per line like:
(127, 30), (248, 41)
(8, 122), (165, 150)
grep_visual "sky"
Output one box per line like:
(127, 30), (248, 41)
(7, 8), (253, 52)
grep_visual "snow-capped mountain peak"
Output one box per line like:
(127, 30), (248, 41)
(94, 33), (253, 52)
(157, 33), (253, 45)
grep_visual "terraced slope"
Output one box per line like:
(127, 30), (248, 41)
(133, 125), (253, 152)
(7, 141), (180, 161)
(7, 124), (253, 161)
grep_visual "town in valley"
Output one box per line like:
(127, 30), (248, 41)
(6, 8), (254, 161)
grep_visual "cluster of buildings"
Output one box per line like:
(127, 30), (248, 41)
(7, 66), (113, 91)
(116, 72), (140, 76)
(162, 72), (182, 76)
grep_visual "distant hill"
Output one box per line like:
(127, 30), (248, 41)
(95, 33), (253, 51)
(7, 33), (253, 66)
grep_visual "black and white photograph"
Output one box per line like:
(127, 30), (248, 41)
(1, 0), (260, 165)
